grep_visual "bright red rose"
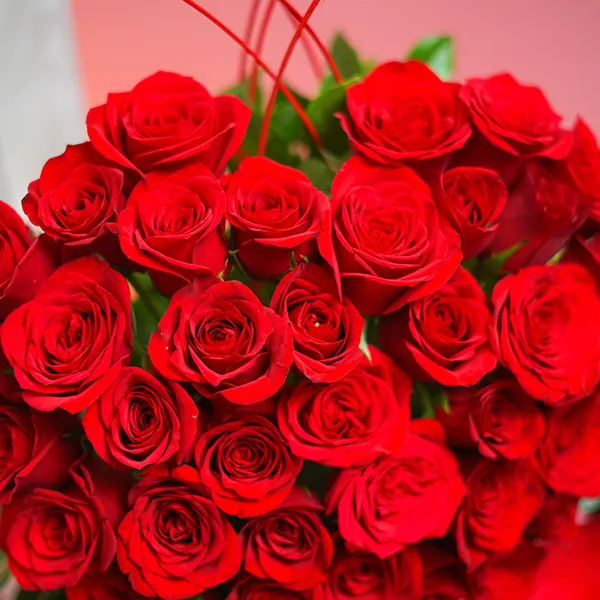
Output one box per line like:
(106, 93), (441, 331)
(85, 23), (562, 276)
(118, 164), (228, 295)
(241, 488), (333, 590)
(490, 263), (600, 404)
(459, 73), (571, 159)
(66, 565), (145, 600)
(277, 347), (411, 467)
(340, 61), (471, 167)
(419, 544), (470, 600)
(528, 493), (578, 547)
(456, 460), (545, 570)
(1, 257), (132, 413)
(117, 465), (241, 599)
(469, 380), (546, 460)
(0, 376), (81, 504)
(320, 544), (422, 600)
(83, 367), (200, 471)
(223, 157), (329, 280)
(0, 201), (59, 320)
(318, 157), (462, 316)
(327, 430), (465, 558)
(149, 276), (293, 404)
(227, 577), (314, 600)
(0, 458), (129, 591)
(270, 263), (364, 383)
(437, 167), (507, 259)
(380, 267), (496, 387)
(195, 415), (302, 517)
(534, 392), (600, 497)
(87, 71), (251, 176)
(22, 143), (126, 261)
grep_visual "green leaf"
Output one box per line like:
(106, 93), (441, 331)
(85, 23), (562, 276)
(359, 320), (372, 362)
(331, 33), (361, 80)
(412, 381), (449, 419)
(406, 35), (454, 80)
(223, 77), (263, 110)
(578, 497), (600, 518)
(129, 272), (169, 352)
(300, 158), (335, 194)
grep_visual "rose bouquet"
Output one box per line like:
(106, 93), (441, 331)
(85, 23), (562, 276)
(1, 1), (600, 599)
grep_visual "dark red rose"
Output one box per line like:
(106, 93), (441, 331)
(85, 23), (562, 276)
(436, 167), (507, 259)
(456, 460), (545, 570)
(83, 366), (200, 471)
(381, 267), (496, 387)
(117, 465), (241, 599)
(340, 61), (471, 167)
(22, 143), (126, 261)
(491, 263), (600, 404)
(0, 201), (59, 320)
(241, 488), (333, 590)
(118, 164), (228, 295)
(195, 414), (302, 517)
(87, 71), (251, 176)
(318, 157), (462, 316)
(436, 389), (478, 450)
(1, 257), (132, 413)
(327, 430), (465, 558)
(564, 232), (600, 288)
(534, 392), (600, 497)
(0, 458), (129, 591)
(277, 347), (411, 467)
(467, 541), (545, 600)
(459, 74), (571, 160)
(419, 544), (470, 600)
(223, 157), (329, 280)
(489, 162), (590, 272)
(66, 565), (145, 600)
(528, 493), (578, 547)
(227, 576), (314, 600)
(270, 263), (364, 383)
(0, 376), (81, 504)
(320, 544), (422, 600)
(149, 276), (293, 404)
(469, 380), (546, 460)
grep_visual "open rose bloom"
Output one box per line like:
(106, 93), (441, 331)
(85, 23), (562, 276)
(1, 6), (600, 600)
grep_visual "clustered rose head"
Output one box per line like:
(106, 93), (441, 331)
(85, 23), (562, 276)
(0, 60), (598, 600)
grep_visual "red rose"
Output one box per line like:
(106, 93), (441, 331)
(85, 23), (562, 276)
(528, 493), (578, 547)
(380, 267), (496, 387)
(419, 544), (470, 600)
(327, 430), (465, 558)
(227, 577), (314, 600)
(1, 257), (133, 413)
(223, 157), (329, 280)
(0, 201), (59, 320)
(459, 74), (571, 159)
(0, 375), (81, 504)
(318, 157), (462, 315)
(277, 347), (411, 467)
(83, 366), (200, 471)
(320, 544), (422, 600)
(340, 61), (471, 167)
(195, 414), (302, 517)
(22, 143), (126, 261)
(469, 380), (546, 460)
(270, 263), (364, 383)
(491, 263), (600, 404)
(456, 460), (545, 570)
(436, 167), (507, 259)
(66, 565), (145, 600)
(534, 392), (600, 497)
(241, 488), (333, 590)
(0, 458), (129, 591)
(117, 465), (241, 599)
(149, 276), (293, 404)
(436, 389), (478, 450)
(87, 71), (251, 176)
(118, 164), (228, 295)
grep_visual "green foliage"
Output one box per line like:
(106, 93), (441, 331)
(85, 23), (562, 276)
(331, 33), (361, 80)
(300, 158), (335, 194)
(406, 35), (454, 80)
(412, 381), (449, 419)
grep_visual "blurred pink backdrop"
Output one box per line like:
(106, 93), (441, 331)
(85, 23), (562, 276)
(71, 0), (600, 133)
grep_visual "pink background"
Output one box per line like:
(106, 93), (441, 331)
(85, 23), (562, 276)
(71, 0), (600, 133)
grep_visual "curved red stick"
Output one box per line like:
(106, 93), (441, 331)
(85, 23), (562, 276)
(238, 0), (263, 82)
(249, 0), (277, 102)
(258, 0), (324, 156)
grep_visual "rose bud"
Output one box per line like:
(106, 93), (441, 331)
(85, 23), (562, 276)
(87, 71), (251, 176)
(223, 157), (329, 280)
(380, 267), (496, 387)
(66, 564), (145, 600)
(1, 257), (132, 413)
(195, 414), (302, 517)
(490, 263), (600, 404)
(318, 157), (462, 316)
